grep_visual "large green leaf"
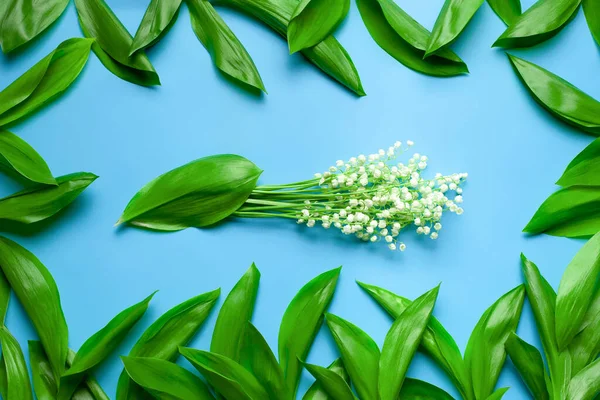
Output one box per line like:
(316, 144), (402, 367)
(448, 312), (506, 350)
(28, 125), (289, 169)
(303, 362), (355, 400)
(325, 313), (378, 400)
(130, 0), (183, 55)
(494, 0), (581, 48)
(508, 54), (600, 136)
(505, 333), (549, 400)
(464, 285), (525, 399)
(29, 341), (58, 400)
(425, 0), (484, 57)
(0, 38), (93, 127)
(0, 326), (33, 400)
(278, 267), (340, 397)
(0, 237), (68, 382)
(188, 0), (265, 92)
(583, 0), (600, 47)
(180, 348), (269, 400)
(356, 0), (467, 77)
(0, 130), (55, 185)
(74, 0), (160, 86)
(117, 289), (220, 400)
(400, 378), (455, 399)
(566, 358), (600, 400)
(569, 289), (600, 374)
(287, 0), (349, 54)
(0, 172), (97, 225)
(118, 154), (262, 231)
(122, 356), (214, 399)
(302, 358), (349, 400)
(487, 0), (521, 25)
(378, 286), (439, 400)
(0, 0), (70, 53)
(524, 186), (600, 238)
(557, 138), (600, 186)
(215, 0), (364, 95)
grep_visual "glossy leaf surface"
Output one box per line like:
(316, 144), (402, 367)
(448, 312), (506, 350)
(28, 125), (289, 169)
(130, 0), (183, 55)
(487, 0), (521, 25)
(0, 326), (33, 400)
(303, 362), (355, 400)
(557, 137), (600, 186)
(400, 378), (455, 399)
(0, 130), (55, 185)
(302, 358), (349, 400)
(288, 0), (349, 53)
(566, 358), (600, 400)
(425, 0), (484, 56)
(505, 333), (549, 399)
(569, 290), (600, 374)
(583, 0), (600, 46)
(29, 341), (58, 400)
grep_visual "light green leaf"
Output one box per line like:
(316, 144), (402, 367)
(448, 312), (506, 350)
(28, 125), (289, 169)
(379, 285), (439, 400)
(487, 0), (521, 25)
(287, 0), (349, 54)
(0, 268), (8, 324)
(180, 348), (269, 400)
(400, 378), (455, 399)
(569, 289), (600, 374)
(508, 54), (600, 136)
(303, 362), (355, 400)
(122, 356), (214, 399)
(0, 237), (68, 382)
(493, 0), (581, 48)
(485, 387), (509, 400)
(0, 38), (93, 127)
(557, 138), (600, 187)
(0, 0), (69, 53)
(464, 285), (525, 399)
(118, 154), (262, 231)
(325, 313), (378, 400)
(425, 0), (484, 57)
(0, 326), (33, 400)
(117, 288), (220, 400)
(75, 0), (160, 86)
(130, 0), (183, 55)
(566, 357), (600, 400)
(302, 358), (349, 400)
(583, 0), (600, 47)
(29, 341), (58, 400)
(0, 130), (55, 185)
(0, 172), (97, 225)
(505, 333), (549, 400)
(278, 267), (341, 397)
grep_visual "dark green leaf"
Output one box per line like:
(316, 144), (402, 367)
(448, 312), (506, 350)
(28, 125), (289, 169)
(302, 358), (349, 400)
(75, 0), (160, 86)
(122, 356), (214, 399)
(118, 154), (262, 231)
(505, 333), (549, 400)
(583, 0), (600, 47)
(325, 313), (378, 400)
(288, 0), (349, 54)
(493, 0), (580, 48)
(215, 0), (365, 95)
(555, 233), (600, 350)
(379, 286), (439, 400)
(240, 323), (288, 399)
(303, 362), (355, 400)
(0, 172), (97, 225)
(130, 0), (183, 55)
(464, 285), (525, 399)
(508, 54), (600, 136)
(0, 130), (55, 185)
(487, 0), (521, 25)
(356, 0), (468, 76)
(566, 358), (600, 400)
(0, 38), (93, 127)
(29, 341), (58, 400)
(557, 138), (600, 187)
(425, 0), (484, 57)
(180, 348), (269, 400)
(485, 387), (509, 400)
(0, 268), (8, 324)
(569, 289), (600, 374)
(278, 267), (340, 397)
(0, 361), (5, 399)
(0, 0), (69, 53)
(400, 378), (455, 399)
(117, 289), (220, 400)
(0, 326), (33, 400)
(0, 237), (68, 382)
(524, 186), (600, 238)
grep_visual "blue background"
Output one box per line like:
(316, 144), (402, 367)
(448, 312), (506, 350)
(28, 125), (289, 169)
(0, 0), (598, 398)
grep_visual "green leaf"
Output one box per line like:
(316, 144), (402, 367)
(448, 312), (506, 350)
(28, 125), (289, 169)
(485, 387), (509, 400)
(425, 0), (484, 57)
(507, 54), (600, 136)
(399, 378), (455, 399)
(487, 0), (521, 25)
(0, 326), (33, 400)
(302, 362), (355, 400)
(117, 289), (220, 400)
(524, 186), (600, 238)
(379, 285), (439, 400)
(180, 348), (269, 400)
(215, 0), (365, 95)
(555, 233), (600, 350)
(278, 267), (341, 397)
(566, 357), (600, 400)
(287, 0), (349, 54)
(0, 130), (55, 185)
(118, 154), (262, 231)
(130, 0), (183, 56)
(74, 0), (160, 86)
(583, 0), (600, 47)
(29, 341), (58, 400)
(122, 356), (214, 399)
(505, 333), (549, 400)
(0, 0), (69, 53)
(0, 237), (68, 382)
(302, 358), (349, 400)
(557, 138), (600, 187)
(0, 268), (9, 324)
(493, 0), (580, 48)
(569, 289), (600, 374)
(0, 38), (93, 127)
(324, 313), (378, 400)
(240, 323), (288, 399)
(0, 172), (97, 225)
(464, 285), (525, 399)
(357, 281), (470, 400)
(356, 0), (468, 77)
